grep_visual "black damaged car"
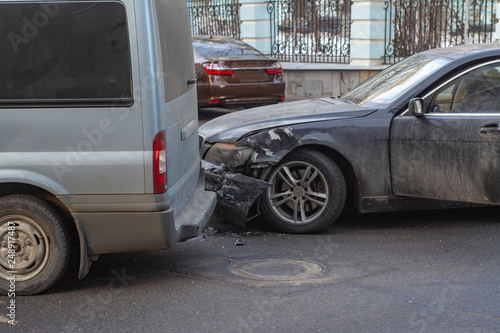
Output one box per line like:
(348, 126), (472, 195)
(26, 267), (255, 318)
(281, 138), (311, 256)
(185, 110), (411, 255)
(199, 43), (500, 233)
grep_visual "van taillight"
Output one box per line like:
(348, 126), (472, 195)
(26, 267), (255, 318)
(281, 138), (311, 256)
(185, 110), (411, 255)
(153, 130), (167, 194)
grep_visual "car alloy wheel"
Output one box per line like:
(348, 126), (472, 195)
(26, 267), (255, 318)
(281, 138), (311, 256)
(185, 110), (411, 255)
(268, 160), (329, 224)
(260, 149), (346, 234)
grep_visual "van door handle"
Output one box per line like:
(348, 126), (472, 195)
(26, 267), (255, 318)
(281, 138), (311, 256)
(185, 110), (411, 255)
(181, 119), (197, 140)
(187, 75), (197, 85)
(479, 123), (500, 136)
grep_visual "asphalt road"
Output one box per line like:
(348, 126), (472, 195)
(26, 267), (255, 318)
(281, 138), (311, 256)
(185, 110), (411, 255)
(1, 207), (499, 332)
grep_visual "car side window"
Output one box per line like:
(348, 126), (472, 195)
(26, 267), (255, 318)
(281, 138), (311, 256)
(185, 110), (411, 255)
(429, 63), (500, 114)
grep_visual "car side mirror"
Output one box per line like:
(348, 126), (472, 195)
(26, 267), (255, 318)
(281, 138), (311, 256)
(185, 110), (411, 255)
(409, 98), (424, 117)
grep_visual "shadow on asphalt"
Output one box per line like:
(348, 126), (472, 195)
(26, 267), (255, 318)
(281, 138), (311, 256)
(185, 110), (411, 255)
(49, 205), (500, 295)
(240, 206), (500, 234)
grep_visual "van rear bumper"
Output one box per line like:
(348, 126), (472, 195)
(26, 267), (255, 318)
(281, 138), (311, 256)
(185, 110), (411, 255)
(64, 170), (216, 255)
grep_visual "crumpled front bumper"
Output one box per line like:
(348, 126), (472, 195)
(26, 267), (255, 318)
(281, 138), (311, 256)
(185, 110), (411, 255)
(203, 160), (270, 226)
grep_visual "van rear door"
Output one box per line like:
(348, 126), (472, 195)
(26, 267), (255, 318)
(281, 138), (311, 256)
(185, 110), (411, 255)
(152, 0), (200, 215)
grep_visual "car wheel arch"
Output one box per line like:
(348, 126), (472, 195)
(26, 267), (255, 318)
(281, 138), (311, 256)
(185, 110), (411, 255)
(258, 146), (350, 233)
(271, 144), (362, 211)
(241, 131), (363, 211)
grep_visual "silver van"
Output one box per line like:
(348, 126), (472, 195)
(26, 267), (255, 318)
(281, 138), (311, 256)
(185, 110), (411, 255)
(0, 0), (216, 295)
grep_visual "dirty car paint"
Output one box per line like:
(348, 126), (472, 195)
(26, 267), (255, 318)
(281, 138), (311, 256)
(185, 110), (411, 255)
(200, 44), (500, 229)
(199, 97), (377, 143)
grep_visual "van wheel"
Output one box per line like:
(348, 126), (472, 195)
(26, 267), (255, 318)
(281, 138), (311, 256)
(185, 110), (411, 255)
(0, 195), (69, 295)
(260, 149), (346, 234)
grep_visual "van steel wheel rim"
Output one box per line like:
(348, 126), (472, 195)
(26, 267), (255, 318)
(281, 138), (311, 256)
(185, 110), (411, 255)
(268, 161), (329, 224)
(0, 215), (49, 281)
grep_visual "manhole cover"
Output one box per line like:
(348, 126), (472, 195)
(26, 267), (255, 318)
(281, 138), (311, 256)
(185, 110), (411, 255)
(228, 259), (324, 281)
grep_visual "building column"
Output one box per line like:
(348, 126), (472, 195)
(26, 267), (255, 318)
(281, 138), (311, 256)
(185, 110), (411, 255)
(350, 0), (388, 66)
(496, 1), (500, 42)
(240, 0), (272, 54)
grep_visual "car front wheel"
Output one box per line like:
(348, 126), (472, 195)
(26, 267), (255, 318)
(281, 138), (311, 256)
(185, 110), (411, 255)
(0, 195), (70, 295)
(260, 149), (346, 233)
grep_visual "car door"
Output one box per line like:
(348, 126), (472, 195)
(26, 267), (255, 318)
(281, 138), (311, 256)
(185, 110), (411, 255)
(390, 60), (500, 205)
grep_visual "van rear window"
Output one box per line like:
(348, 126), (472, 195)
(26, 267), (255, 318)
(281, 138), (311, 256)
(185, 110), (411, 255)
(0, 2), (132, 106)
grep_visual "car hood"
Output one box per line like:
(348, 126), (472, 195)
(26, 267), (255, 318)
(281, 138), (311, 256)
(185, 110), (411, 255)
(199, 97), (377, 143)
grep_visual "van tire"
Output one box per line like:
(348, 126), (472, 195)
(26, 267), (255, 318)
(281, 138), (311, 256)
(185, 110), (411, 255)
(0, 195), (69, 295)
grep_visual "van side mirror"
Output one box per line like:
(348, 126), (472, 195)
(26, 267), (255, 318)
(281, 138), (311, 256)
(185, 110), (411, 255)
(409, 98), (424, 117)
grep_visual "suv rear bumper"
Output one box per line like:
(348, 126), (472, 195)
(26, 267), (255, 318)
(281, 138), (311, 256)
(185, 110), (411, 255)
(62, 169), (216, 255)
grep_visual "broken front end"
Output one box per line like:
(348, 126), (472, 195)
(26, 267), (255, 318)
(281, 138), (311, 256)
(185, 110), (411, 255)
(200, 128), (299, 226)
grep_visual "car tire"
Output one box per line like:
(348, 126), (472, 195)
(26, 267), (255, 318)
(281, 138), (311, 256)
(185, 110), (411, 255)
(0, 195), (70, 295)
(260, 149), (346, 234)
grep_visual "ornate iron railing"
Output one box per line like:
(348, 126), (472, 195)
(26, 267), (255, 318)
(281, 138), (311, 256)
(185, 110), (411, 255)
(188, 0), (241, 39)
(385, 0), (497, 64)
(267, 0), (352, 63)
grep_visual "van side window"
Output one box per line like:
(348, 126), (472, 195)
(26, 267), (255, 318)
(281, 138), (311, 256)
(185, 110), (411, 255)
(0, 2), (132, 106)
(155, 0), (196, 102)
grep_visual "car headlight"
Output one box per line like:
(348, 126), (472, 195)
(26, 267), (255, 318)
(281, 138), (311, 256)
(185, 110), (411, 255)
(205, 142), (254, 168)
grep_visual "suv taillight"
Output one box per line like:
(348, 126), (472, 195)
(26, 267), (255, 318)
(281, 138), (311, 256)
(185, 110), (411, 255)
(153, 130), (167, 194)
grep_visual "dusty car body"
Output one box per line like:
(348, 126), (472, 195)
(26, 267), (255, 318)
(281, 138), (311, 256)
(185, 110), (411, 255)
(200, 43), (500, 233)
(193, 35), (285, 108)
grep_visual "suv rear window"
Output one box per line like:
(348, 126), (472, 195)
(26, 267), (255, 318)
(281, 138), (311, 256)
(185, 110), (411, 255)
(0, 2), (132, 106)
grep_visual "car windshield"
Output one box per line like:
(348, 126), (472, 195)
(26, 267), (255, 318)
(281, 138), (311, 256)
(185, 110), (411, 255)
(341, 54), (451, 108)
(193, 39), (262, 57)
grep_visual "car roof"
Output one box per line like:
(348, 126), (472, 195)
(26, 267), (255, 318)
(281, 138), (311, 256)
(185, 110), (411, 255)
(192, 35), (266, 58)
(420, 43), (500, 61)
(193, 35), (247, 46)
